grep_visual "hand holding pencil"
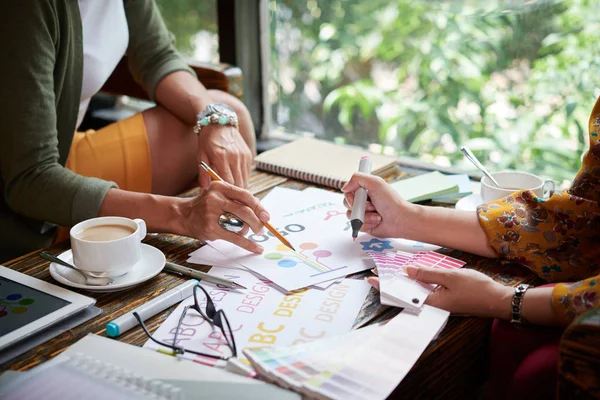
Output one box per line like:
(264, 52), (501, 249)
(199, 161), (296, 251)
(174, 167), (272, 253)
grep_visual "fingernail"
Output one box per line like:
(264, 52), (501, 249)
(368, 214), (381, 223)
(259, 226), (266, 235)
(405, 265), (418, 277)
(365, 277), (379, 290)
(254, 244), (264, 253)
(259, 211), (270, 222)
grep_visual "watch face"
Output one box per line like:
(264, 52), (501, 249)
(212, 103), (235, 116)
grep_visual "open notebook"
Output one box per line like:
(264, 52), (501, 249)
(255, 138), (398, 188)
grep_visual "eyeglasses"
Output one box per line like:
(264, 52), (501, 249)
(134, 283), (237, 361)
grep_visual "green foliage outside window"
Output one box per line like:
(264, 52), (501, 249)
(269, 0), (600, 183)
(158, 0), (600, 183)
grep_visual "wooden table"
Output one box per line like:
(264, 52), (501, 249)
(0, 168), (540, 399)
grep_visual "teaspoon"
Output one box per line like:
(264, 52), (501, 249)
(460, 146), (503, 188)
(40, 251), (113, 286)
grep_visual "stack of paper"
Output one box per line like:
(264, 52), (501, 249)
(390, 171), (458, 203)
(244, 305), (450, 400)
(432, 174), (474, 204)
(367, 250), (465, 311)
(187, 187), (440, 293)
(143, 266), (371, 366)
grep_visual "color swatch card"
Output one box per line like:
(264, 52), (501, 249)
(143, 266), (371, 367)
(367, 251), (466, 311)
(244, 305), (450, 400)
(188, 187), (440, 292)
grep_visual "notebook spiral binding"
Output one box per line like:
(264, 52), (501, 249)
(59, 353), (182, 400)
(255, 161), (345, 189)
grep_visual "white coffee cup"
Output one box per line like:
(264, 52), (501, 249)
(481, 171), (555, 203)
(70, 217), (147, 278)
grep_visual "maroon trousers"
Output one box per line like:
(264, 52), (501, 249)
(487, 282), (564, 399)
(487, 319), (563, 399)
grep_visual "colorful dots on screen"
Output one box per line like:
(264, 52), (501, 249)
(0, 293), (35, 317)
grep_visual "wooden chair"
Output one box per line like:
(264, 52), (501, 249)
(100, 55), (244, 100)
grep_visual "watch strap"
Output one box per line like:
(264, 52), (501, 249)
(510, 283), (530, 325)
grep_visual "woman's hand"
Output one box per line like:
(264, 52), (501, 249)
(368, 265), (513, 319)
(197, 125), (253, 189)
(341, 173), (416, 238)
(179, 181), (269, 253)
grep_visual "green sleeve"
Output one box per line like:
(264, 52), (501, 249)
(124, 0), (196, 101)
(0, 2), (117, 227)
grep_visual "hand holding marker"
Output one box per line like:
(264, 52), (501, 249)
(350, 156), (372, 240)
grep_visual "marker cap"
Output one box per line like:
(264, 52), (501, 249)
(106, 322), (120, 338)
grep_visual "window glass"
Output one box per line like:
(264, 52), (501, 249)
(156, 0), (219, 63)
(269, 0), (600, 183)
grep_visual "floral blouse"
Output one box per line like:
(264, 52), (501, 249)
(477, 97), (600, 324)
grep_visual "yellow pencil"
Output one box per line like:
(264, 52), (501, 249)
(199, 161), (296, 251)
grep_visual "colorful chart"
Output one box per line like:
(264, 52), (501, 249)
(367, 250), (466, 310)
(244, 306), (450, 400)
(264, 243), (347, 277)
(323, 210), (345, 221)
(359, 238), (393, 252)
(0, 292), (35, 318)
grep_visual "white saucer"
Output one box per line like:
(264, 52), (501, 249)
(49, 244), (165, 293)
(454, 194), (484, 212)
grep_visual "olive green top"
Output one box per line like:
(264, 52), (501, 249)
(0, 0), (195, 262)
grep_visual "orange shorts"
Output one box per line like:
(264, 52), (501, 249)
(55, 113), (152, 242)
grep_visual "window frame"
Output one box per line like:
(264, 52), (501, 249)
(218, 0), (270, 140)
(217, 0), (467, 174)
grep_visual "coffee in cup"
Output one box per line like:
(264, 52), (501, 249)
(76, 224), (136, 242)
(481, 171), (555, 203)
(70, 217), (147, 278)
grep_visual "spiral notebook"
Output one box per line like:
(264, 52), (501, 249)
(255, 138), (398, 188)
(0, 334), (299, 400)
(0, 353), (182, 400)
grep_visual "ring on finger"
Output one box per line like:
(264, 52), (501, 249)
(218, 213), (245, 233)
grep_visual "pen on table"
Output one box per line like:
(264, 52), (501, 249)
(164, 261), (246, 290)
(199, 161), (296, 251)
(106, 279), (198, 338)
(350, 156), (372, 241)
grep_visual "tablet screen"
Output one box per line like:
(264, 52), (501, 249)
(0, 276), (71, 337)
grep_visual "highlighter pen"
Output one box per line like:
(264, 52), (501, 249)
(106, 279), (198, 337)
(350, 156), (372, 241)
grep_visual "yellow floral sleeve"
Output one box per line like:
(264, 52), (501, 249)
(477, 96), (600, 323)
(552, 276), (599, 323)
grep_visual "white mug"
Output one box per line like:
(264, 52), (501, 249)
(481, 171), (555, 203)
(70, 217), (147, 278)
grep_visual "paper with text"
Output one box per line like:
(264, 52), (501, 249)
(143, 266), (371, 367)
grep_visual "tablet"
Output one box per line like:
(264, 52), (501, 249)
(0, 266), (96, 351)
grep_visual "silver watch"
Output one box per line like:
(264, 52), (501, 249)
(194, 103), (239, 135)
